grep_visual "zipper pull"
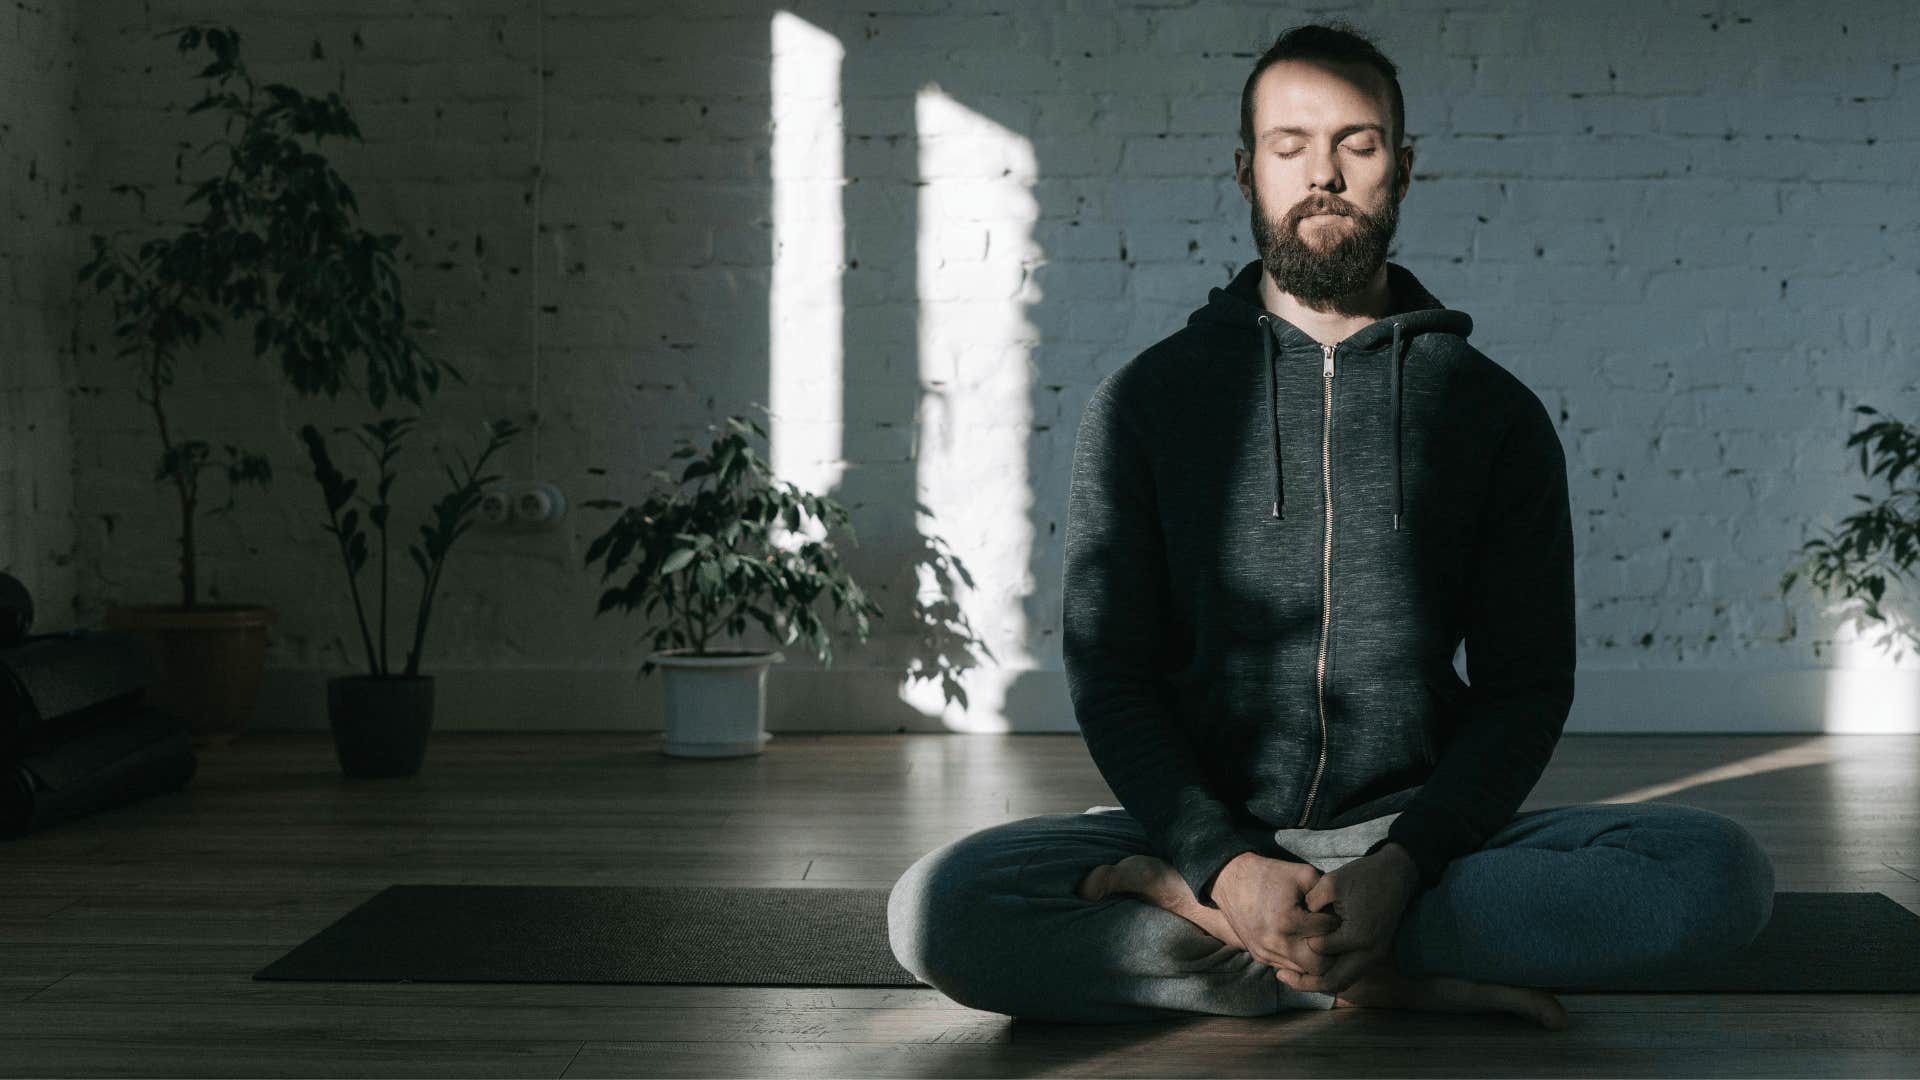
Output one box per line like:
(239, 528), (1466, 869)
(1322, 342), (1335, 377)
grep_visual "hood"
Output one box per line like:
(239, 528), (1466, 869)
(1187, 259), (1475, 530)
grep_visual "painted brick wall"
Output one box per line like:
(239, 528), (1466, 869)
(1, 0), (79, 633)
(52, 1), (1920, 730)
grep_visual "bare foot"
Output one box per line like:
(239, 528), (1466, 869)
(1335, 964), (1570, 1030)
(1076, 853), (1249, 949)
(1076, 855), (1569, 1031)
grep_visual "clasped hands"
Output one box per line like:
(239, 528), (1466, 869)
(1211, 842), (1422, 996)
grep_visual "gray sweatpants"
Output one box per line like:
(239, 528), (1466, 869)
(886, 800), (1776, 1022)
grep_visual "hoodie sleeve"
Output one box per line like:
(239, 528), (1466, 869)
(1062, 378), (1257, 909)
(1366, 389), (1577, 891)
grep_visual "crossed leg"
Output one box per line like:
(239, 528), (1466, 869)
(888, 801), (1773, 1026)
(1075, 851), (1570, 1028)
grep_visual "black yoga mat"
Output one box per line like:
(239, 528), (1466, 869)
(257, 884), (919, 986)
(254, 885), (1920, 993)
(1536, 890), (1920, 993)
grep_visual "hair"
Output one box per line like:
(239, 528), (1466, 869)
(1239, 22), (1406, 153)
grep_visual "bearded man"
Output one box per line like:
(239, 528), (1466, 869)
(887, 21), (1776, 1029)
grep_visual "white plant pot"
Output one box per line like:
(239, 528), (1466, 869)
(650, 648), (786, 758)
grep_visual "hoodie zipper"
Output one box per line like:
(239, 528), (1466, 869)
(1299, 341), (1335, 827)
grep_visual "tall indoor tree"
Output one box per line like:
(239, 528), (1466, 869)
(77, 24), (459, 608)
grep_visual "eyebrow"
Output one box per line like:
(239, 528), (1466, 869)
(1260, 123), (1386, 143)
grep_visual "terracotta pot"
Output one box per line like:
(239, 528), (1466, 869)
(104, 604), (275, 744)
(328, 674), (435, 779)
(649, 648), (785, 758)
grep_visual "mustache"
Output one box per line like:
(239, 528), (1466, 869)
(1290, 199), (1356, 221)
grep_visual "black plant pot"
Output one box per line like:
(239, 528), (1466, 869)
(328, 674), (435, 778)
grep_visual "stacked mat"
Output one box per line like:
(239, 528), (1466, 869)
(0, 575), (197, 839)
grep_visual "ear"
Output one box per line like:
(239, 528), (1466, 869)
(1233, 148), (1252, 201)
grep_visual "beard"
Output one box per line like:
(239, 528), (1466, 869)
(1251, 185), (1400, 310)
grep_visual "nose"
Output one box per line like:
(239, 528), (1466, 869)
(1307, 144), (1344, 193)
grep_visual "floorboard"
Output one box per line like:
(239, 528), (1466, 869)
(1, 732), (1915, 1078)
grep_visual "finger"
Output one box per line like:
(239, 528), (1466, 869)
(1278, 942), (1384, 995)
(1292, 927), (1387, 982)
(1276, 964), (1335, 995)
(1268, 954), (1306, 977)
(1242, 935), (1306, 976)
(1278, 936), (1334, 977)
(1276, 964), (1315, 988)
(1252, 943), (1305, 975)
(1317, 942), (1391, 996)
(1289, 908), (1343, 938)
(1290, 893), (1342, 926)
(1277, 958), (1333, 995)
(1253, 939), (1304, 976)
(1303, 924), (1368, 956)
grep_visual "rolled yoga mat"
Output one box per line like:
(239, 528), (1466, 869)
(253, 885), (1920, 992)
(0, 705), (197, 840)
(0, 629), (159, 754)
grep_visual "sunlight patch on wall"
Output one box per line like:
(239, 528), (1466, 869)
(768, 11), (845, 500)
(906, 85), (1042, 732)
(1820, 606), (1920, 732)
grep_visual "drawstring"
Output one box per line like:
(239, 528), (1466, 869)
(1259, 314), (1410, 531)
(1391, 321), (1404, 531)
(1258, 315), (1283, 520)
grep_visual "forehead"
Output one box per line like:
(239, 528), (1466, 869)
(1250, 58), (1392, 140)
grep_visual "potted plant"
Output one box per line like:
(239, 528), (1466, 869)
(583, 413), (907, 756)
(75, 24), (453, 741)
(299, 417), (520, 777)
(1781, 404), (1920, 662)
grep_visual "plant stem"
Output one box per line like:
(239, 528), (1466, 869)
(347, 574), (379, 676)
(139, 284), (196, 610)
(404, 558), (442, 677)
(327, 498), (380, 675)
(690, 576), (710, 653)
(717, 594), (753, 640)
(402, 428), (516, 675)
(377, 445), (390, 676)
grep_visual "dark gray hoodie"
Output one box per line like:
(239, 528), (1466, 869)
(1061, 257), (1576, 906)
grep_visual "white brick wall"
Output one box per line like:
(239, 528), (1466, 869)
(37, 1), (1920, 730)
(1, 0), (79, 632)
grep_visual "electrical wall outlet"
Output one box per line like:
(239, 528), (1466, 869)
(475, 481), (567, 530)
(513, 482), (566, 525)
(478, 489), (513, 526)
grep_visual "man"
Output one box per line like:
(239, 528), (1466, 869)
(887, 22), (1775, 1029)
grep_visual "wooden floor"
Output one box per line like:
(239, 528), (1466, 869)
(3, 731), (1918, 1078)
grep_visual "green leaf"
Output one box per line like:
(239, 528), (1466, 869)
(604, 531), (638, 576)
(584, 529), (614, 568)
